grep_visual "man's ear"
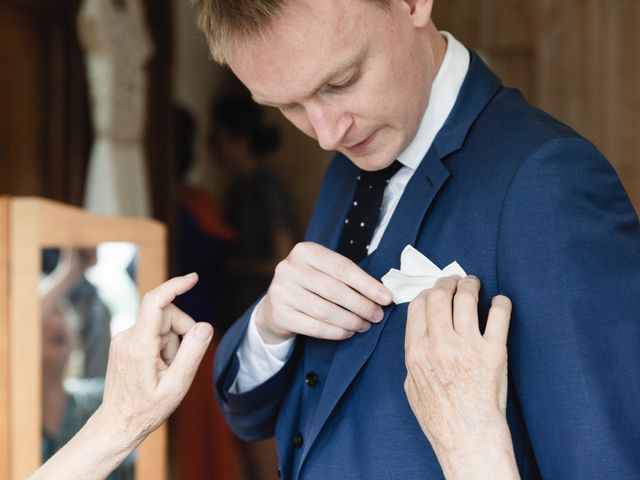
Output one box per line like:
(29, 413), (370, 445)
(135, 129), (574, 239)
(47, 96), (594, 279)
(402, 0), (434, 28)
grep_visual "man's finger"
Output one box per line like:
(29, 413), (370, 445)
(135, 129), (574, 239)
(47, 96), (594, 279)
(286, 309), (357, 340)
(483, 295), (512, 345)
(161, 322), (213, 397)
(425, 277), (458, 339)
(286, 285), (371, 333)
(452, 276), (481, 338)
(136, 274), (199, 339)
(296, 266), (384, 323)
(305, 244), (392, 305)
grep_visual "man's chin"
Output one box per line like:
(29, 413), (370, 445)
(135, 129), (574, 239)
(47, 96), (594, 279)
(341, 150), (400, 172)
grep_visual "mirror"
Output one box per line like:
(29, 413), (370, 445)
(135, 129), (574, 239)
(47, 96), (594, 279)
(39, 244), (139, 478)
(2, 197), (167, 479)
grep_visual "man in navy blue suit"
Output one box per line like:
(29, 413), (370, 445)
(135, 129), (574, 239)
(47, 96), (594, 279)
(192, 0), (640, 477)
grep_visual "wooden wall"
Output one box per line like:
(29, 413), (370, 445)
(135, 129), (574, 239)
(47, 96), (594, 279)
(433, 0), (640, 211)
(0, 0), (91, 205)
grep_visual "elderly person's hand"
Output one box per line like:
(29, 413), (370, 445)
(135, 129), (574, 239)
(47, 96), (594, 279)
(31, 273), (213, 480)
(99, 272), (213, 441)
(404, 276), (520, 480)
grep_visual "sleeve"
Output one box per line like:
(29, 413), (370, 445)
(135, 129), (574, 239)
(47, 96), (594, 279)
(214, 298), (299, 441)
(230, 300), (295, 393)
(497, 137), (640, 477)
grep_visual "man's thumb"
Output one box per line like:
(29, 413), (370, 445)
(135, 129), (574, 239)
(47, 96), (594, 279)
(163, 323), (213, 397)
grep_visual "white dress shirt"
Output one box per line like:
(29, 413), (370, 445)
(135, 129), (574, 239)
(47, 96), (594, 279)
(231, 32), (470, 393)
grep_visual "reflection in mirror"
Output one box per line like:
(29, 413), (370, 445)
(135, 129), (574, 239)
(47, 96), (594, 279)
(39, 243), (139, 479)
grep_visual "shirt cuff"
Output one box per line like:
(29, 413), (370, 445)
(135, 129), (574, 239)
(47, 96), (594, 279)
(229, 299), (296, 393)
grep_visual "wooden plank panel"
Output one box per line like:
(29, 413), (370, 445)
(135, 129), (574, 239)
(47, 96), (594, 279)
(0, 197), (10, 480)
(536, 0), (640, 212)
(9, 199), (41, 479)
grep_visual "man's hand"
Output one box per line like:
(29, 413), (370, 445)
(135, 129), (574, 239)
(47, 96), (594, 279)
(255, 242), (393, 344)
(97, 273), (213, 446)
(404, 276), (519, 479)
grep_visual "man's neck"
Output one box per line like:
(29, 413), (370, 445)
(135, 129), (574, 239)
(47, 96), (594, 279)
(426, 24), (448, 80)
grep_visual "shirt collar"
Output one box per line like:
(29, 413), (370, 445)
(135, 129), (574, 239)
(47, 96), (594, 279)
(396, 31), (470, 170)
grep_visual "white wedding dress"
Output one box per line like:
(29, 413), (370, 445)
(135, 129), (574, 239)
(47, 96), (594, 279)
(78, 0), (154, 217)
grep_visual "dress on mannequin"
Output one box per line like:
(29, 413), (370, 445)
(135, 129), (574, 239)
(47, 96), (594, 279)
(78, 0), (154, 217)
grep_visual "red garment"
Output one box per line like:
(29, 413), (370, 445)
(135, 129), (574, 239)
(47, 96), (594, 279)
(170, 336), (242, 480)
(185, 189), (236, 242)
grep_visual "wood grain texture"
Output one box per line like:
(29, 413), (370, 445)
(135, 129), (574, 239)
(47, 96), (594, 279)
(0, 197), (10, 480)
(434, 0), (640, 212)
(6, 197), (167, 479)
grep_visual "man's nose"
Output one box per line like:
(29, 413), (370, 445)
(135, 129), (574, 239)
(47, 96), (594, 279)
(306, 101), (353, 151)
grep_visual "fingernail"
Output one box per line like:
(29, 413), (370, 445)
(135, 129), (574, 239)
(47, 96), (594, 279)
(360, 323), (371, 333)
(194, 323), (213, 341)
(185, 272), (198, 279)
(378, 290), (393, 304)
(373, 308), (384, 322)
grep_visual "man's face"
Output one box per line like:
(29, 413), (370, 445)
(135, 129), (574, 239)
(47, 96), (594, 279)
(227, 0), (435, 171)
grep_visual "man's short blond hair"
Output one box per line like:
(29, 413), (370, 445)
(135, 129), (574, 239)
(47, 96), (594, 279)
(192, 0), (390, 64)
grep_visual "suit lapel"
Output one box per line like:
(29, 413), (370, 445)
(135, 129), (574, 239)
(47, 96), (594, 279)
(297, 150), (450, 473)
(296, 52), (503, 475)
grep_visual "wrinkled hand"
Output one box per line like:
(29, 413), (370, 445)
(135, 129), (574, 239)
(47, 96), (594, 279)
(256, 242), (393, 344)
(98, 273), (213, 444)
(404, 276), (516, 478)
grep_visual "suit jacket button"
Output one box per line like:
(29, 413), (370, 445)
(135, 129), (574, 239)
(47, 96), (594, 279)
(305, 372), (319, 388)
(293, 432), (304, 448)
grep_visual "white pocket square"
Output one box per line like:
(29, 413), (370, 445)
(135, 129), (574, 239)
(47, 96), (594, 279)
(381, 246), (466, 304)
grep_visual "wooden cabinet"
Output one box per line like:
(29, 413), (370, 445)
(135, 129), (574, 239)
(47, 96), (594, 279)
(0, 197), (167, 479)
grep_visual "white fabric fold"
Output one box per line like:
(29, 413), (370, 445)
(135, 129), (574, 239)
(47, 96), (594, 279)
(381, 246), (466, 304)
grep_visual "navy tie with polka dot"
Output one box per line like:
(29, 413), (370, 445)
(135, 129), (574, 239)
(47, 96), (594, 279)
(337, 160), (403, 263)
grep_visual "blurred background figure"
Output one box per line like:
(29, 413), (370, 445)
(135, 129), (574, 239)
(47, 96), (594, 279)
(210, 90), (298, 334)
(40, 267), (134, 479)
(173, 105), (236, 327)
(170, 104), (243, 480)
(40, 248), (111, 379)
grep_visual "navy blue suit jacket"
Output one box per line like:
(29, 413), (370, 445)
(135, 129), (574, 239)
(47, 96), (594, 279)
(215, 53), (640, 478)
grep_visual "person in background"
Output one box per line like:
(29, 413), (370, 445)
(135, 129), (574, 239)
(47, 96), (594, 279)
(39, 272), (133, 479)
(41, 248), (111, 379)
(210, 92), (298, 332)
(210, 91), (298, 480)
(174, 105), (236, 326)
(171, 105), (242, 480)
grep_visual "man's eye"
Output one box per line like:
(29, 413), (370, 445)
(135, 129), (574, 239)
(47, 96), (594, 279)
(326, 71), (359, 92)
